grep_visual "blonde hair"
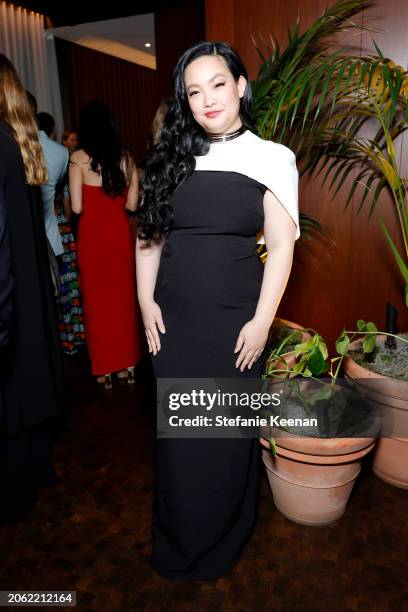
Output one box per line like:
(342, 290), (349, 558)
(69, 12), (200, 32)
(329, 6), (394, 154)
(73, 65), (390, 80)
(151, 98), (172, 145)
(0, 54), (47, 185)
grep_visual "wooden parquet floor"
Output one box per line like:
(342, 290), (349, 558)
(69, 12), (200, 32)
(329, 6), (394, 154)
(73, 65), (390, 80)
(0, 353), (407, 612)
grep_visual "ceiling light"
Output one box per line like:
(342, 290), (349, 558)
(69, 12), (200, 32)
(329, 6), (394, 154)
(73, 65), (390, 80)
(145, 42), (151, 48)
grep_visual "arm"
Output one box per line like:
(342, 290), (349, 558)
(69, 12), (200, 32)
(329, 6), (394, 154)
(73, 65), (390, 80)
(125, 158), (139, 212)
(61, 150), (72, 221)
(234, 190), (297, 371)
(253, 190), (296, 327)
(62, 195), (72, 222)
(135, 235), (166, 355)
(69, 152), (83, 214)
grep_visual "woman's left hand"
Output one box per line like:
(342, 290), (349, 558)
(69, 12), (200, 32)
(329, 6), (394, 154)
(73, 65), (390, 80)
(234, 318), (270, 371)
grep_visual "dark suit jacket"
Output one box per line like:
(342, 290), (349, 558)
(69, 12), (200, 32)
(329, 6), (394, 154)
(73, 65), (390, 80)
(0, 181), (13, 356)
(0, 122), (64, 436)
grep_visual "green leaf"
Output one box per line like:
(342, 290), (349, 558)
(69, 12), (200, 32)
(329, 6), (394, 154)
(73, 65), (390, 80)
(379, 218), (408, 285)
(357, 173), (377, 212)
(255, 78), (273, 100)
(309, 385), (334, 403)
(308, 346), (329, 377)
(269, 437), (277, 457)
(294, 336), (315, 356)
(362, 334), (377, 353)
(330, 59), (349, 115)
(332, 161), (359, 199)
(254, 46), (266, 63)
(336, 332), (350, 355)
(288, 71), (313, 129)
(367, 60), (380, 92)
(315, 64), (336, 122)
(344, 169), (367, 210)
(316, 336), (328, 360)
(366, 322), (378, 333)
(385, 64), (398, 111)
(359, 321), (378, 352)
(367, 178), (387, 217)
(360, 61), (369, 85)
(372, 39), (384, 59)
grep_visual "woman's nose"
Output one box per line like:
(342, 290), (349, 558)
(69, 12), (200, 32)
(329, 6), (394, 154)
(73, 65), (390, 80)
(203, 91), (216, 108)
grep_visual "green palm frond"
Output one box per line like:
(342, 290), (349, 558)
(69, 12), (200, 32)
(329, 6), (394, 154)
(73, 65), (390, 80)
(251, 0), (408, 303)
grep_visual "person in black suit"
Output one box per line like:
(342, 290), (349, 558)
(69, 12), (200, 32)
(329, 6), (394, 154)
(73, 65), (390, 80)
(0, 54), (64, 523)
(0, 191), (13, 374)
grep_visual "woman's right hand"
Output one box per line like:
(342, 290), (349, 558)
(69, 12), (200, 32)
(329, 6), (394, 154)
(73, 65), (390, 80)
(140, 300), (166, 355)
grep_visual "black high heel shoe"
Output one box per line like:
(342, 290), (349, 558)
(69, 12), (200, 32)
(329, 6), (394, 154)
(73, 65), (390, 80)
(116, 367), (135, 384)
(96, 374), (112, 390)
(127, 366), (135, 384)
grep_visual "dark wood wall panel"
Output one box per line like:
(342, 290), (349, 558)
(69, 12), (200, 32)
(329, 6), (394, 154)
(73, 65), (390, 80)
(154, 0), (205, 101)
(205, 0), (234, 44)
(206, 0), (408, 346)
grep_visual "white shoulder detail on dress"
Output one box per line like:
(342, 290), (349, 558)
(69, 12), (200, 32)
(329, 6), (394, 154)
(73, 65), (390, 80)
(256, 139), (300, 241)
(194, 131), (300, 241)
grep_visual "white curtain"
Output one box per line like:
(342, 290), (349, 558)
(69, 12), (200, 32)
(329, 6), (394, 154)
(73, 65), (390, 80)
(0, 2), (64, 138)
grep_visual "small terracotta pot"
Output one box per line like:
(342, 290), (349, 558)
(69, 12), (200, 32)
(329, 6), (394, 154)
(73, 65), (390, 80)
(260, 436), (375, 526)
(344, 336), (408, 490)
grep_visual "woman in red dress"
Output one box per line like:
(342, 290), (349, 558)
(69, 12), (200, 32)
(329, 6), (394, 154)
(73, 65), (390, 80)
(69, 101), (140, 388)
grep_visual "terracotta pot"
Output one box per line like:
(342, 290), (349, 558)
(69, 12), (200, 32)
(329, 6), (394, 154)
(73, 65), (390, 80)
(344, 336), (408, 490)
(267, 318), (311, 377)
(260, 435), (375, 526)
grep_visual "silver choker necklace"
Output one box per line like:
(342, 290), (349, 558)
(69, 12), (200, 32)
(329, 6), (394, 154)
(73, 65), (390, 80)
(208, 125), (246, 143)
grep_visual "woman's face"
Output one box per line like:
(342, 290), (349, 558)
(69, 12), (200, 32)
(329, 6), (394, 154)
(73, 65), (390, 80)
(184, 54), (246, 136)
(64, 132), (78, 153)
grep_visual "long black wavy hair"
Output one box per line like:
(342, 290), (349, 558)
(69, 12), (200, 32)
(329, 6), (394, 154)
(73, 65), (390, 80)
(137, 41), (253, 240)
(78, 101), (126, 198)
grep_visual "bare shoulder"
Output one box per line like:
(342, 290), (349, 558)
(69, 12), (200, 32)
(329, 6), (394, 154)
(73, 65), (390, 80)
(70, 149), (90, 166)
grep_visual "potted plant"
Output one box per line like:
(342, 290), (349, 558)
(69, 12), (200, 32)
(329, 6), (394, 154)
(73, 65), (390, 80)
(259, 321), (400, 526)
(251, 0), (408, 488)
(341, 322), (408, 488)
(316, 54), (408, 487)
(266, 317), (312, 375)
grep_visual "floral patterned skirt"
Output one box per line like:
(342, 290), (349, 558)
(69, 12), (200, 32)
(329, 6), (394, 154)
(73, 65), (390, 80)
(55, 205), (86, 354)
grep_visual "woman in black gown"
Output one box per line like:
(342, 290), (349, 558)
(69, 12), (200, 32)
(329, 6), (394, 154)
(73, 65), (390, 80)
(0, 54), (64, 523)
(136, 42), (299, 579)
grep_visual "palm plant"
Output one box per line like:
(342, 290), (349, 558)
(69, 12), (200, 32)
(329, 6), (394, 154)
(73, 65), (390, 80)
(251, 0), (408, 306)
(306, 53), (408, 306)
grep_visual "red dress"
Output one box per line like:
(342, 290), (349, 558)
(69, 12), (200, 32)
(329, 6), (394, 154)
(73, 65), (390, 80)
(76, 184), (140, 375)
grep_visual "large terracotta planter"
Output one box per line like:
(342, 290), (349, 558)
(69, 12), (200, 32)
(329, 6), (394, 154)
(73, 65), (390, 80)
(344, 336), (408, 489)
(260, 435), (375, 526)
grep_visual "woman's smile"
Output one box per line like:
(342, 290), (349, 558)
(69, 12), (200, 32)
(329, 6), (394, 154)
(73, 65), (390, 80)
(204, 110), (223, 118)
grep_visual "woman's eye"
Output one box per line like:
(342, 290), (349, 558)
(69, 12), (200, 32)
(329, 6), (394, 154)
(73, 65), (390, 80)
(189, 91), (199, 97)
(215, 82), (225, 88)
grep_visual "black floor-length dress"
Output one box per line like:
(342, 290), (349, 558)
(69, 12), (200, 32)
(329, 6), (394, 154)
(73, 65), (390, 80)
(0, 122), (64, 523)
(150, 129), (299, 580)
